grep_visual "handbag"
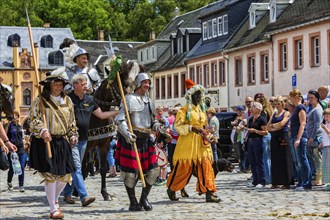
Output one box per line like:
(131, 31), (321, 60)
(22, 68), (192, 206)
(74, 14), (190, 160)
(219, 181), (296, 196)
(0, 148), (10, 171)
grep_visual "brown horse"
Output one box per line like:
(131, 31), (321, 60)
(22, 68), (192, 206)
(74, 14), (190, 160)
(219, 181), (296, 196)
(82, 61), (141, 201)
(0, 83), (14, 120)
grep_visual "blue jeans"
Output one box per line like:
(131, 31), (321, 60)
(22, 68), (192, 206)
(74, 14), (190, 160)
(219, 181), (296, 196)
(262, 133), (272, 184)
(211, 143), (218, 161)
(7, 152), (27, 187)
(248, 138), (265, 185)
(238, 142), (249, 171)
(63, 140), (88, 201)
(107, 139), (116, 167)
(290, 136), (312, 188)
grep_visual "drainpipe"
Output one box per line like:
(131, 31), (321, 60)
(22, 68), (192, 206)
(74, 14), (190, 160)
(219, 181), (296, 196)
(267, 34), (275, 96)
(221, 51), (230, 111)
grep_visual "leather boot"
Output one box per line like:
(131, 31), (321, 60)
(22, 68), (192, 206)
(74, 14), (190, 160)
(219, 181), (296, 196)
(206, 191), (221, 203)
(139, 183), (153, 211)
(125, 185), (142, 211)
(167, 188), (179, 201)
(180, 187), (189, 197)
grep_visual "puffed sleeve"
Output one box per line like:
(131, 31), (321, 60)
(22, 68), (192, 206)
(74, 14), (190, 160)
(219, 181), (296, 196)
(29, 97), (45, 138)
(174, 106), (190, 136)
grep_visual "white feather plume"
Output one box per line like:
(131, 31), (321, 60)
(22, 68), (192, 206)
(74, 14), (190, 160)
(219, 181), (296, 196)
(63, 43), (80, 65)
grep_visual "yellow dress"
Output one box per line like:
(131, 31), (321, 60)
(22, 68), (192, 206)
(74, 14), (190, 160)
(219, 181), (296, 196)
(167, 104), (216, 193)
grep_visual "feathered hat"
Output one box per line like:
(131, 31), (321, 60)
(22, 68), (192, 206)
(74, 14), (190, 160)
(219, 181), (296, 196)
(184, 79), (206, 121)
(39, 67), (69, 86)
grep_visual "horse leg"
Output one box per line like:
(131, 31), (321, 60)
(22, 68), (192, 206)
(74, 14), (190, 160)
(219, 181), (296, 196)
(82, 143), (93, 180)
(100, 142), (112, 201)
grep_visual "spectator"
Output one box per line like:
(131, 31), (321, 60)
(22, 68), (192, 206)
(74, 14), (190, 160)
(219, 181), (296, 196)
(318, 86), (329, 110)
(289, 89), (312, 191)
(267, 96), (293, 189)
(306, 90), (323, 186)
(6, 110), (26, 192)
(320, 108), (330, 191)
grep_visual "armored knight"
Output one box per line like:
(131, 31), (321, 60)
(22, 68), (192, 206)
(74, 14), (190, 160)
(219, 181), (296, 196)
(65, 47), (101, 94)
(115, 72), (160, 212)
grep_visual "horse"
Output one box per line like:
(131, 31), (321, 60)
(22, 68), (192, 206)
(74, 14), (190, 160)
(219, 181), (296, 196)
(0, 83), (14, 120)
(81, 61), (140, 201)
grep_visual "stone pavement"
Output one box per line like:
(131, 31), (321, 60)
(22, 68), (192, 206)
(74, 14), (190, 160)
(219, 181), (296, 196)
(0, 166), (329, 220)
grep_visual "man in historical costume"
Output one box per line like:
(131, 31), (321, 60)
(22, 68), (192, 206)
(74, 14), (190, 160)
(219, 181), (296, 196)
(62, 74), (119, 206)
(115, 72), (160, 211)
(29, 68), (78, 219)
(65, 47), (101, 94)
(166, 79), (221, 203)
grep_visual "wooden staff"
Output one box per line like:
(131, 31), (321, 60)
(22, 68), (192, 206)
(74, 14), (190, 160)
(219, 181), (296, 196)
(26, 9), (52, 158)
(116, 72), (146, 188)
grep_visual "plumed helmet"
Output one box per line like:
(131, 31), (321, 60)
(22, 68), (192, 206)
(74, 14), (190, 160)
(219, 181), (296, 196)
(40, 67), (69, 85)
(73, 47), (90, 63)
(135, 72), (151, 89)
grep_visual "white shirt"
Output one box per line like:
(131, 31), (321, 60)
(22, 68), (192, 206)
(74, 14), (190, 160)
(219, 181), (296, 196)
(321, 122), (330, 146)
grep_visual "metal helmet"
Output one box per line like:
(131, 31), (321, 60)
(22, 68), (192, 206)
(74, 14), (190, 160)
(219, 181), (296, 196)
(135, 72), (151, 89)
(73, 47), (90, 63)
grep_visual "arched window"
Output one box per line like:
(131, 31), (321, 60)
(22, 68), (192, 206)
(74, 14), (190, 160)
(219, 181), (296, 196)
(7, 33), (21, 47)
(23, 89), (31, 106)
(48, 50), (64, 66)
(41, 35), (53, 48)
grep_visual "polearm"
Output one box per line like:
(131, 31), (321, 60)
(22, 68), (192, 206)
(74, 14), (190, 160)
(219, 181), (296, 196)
(26, 9), (52, 158)
(112, 58), (146, 188)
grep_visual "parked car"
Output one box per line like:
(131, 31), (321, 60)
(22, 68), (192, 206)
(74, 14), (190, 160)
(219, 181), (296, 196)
(215, 112), (237, 161)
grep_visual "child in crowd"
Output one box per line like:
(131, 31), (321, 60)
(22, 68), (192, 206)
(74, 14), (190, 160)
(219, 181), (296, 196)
(320, 108), (330, 191)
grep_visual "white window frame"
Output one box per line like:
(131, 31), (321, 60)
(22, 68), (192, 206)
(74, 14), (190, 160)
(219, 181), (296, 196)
(212, 63), (217, 86)
(190, 67), (195, 82)
(208, 20), (212, 39)
(249, 57), (256, 83)
(198, 66), (202, 84)
(313, 37), (320, 66)
(212, 18), (218, 38)
(152, 46), (155, 59)
(186, 34), (189, 51)
(281, 43), (287, 70)
(223, 14), (228, 35)
(203, 22), (208, 40)
(249, 11), (256, 29)
(220, 61), (225, 85)
(146, 48), (149, 61)
(263, 55), (269, 81)
(270, 0), (276, 23)
(218, 17), (223, 36)
(140, 50), (143, 62)
(297, 40), (303, 68)
(177, 37), (181, 54)
(205, 64), (209, 87)
(236, 59), (242, 85)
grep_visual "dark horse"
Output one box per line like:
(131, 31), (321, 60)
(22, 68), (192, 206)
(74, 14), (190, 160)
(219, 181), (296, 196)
(0, 83), (14, 120)
(82, 61), (140, 200)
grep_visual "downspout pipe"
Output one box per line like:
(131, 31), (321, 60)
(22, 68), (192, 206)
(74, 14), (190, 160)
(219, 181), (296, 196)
(221, 51), (230, 111)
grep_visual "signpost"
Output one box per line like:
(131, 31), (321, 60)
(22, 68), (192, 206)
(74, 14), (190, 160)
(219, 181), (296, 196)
(292, 74), (297, 89)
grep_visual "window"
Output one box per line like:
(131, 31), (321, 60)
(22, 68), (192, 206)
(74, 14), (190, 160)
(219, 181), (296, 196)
(177, 37), (183, 54)
(219, 61), (226, 85)
(260, 51), (269, 82)
(212, 19), (218, 38)
(269, 0), (276, 23)
(181, 73), (186, 97)
(161, 77), (165, 99)
(249, 12), (256, 29)
(152, 46), (155, 59)
(247, 54), (256, 84)
(140, 51), (143, 62)
(211, 62), (217, 86)
(41, 35), (53, 48)
(203, 22), (208, 40)
(197, 66), (202, 85)
(189, 67), (195, 82)
(155, 78), (160, 99)
(167, 75), (172, 99)
(208, 20), (212, 39)
(146, 48), (149, 61)
(218, 17), (223, 36)
(48, 50), (64, 66)
(23, 89), (31, 106)
(7, 33), (21, 47)
(278, 39), (288, 71)
(293, 36), (303, 69)
(235, 57), (242, 86)
(310, 32), (321, 67)
(174, 74), (179, 98)
(204, 64), (209, 87)
(223, 15), (228, 35)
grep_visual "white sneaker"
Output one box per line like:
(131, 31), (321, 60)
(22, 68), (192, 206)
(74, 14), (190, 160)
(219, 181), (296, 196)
(19, 186), (25, 192)
(246, 182), (255, 187)
(255, 184), (265, 188)
(295, 186), (305, 191)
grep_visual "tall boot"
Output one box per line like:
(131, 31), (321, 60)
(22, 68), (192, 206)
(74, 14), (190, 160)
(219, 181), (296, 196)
(125, 185), (142, 211)
(139, 183), (153, 211)
(206, 190), (221, 203)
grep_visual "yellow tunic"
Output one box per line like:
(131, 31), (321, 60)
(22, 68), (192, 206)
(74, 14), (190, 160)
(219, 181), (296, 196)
(173, 104), (213, 165)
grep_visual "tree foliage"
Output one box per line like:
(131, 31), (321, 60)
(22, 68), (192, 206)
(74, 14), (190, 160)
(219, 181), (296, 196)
(0, 0), (215, 41)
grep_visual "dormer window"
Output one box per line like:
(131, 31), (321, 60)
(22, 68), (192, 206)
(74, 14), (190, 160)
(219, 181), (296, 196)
(41, 35), (53, 48)
(248, 3), (268, 29)
(269, 0), (277, 23)
(48, 50), (64, 66)
(203, 22), (208, 40)
(250, 12), (256, 29)
(7, 33), (21, 47)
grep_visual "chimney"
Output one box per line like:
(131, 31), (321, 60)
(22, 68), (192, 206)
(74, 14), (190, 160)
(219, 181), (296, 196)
(149, 31), (156, 40)
(12, 43), (20, 68)
(43, 23), (50, 28)
(98, 30), (104, 41)
(174, 7), (180, 17)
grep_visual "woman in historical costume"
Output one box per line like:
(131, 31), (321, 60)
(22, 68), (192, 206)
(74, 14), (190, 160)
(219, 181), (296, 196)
(29, 68), (78, 219)
(166, 79), (220, 203)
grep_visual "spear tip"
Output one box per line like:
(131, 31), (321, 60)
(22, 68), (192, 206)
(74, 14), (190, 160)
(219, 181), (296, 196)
(25, 8), (30, 22)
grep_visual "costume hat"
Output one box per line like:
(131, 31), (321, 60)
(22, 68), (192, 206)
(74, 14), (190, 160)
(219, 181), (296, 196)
(185, 79), (195, 90)
(39, 67), (69, 86)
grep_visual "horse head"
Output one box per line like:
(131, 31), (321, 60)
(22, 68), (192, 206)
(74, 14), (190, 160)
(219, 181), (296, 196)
(93, 59), (143, 109)
(0, 83), (14, 120)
